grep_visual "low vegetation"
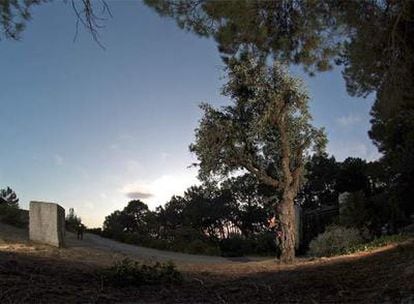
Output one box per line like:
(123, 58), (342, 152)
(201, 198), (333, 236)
(101, 258), (182, 287)
(0, 187), (27, 228)
(343, 235), (410, 255)
(309, 225), (363, 257)
(309, 225), (409, 257)
(0, 204), (25, 228)
(0, 235), (412, 303)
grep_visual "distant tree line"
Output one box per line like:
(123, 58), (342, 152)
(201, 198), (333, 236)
(65, 207), (82, 232)
(2, 0), (412, 260)
(96, 155), (405, 257)
(144, 0), (414, 231)
(0, 186), (26, 227)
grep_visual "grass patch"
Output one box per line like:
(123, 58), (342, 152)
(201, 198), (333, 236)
(343, 234), (409, 255)
(101, 258), (183, 287)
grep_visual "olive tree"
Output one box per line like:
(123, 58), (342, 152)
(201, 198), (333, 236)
(190, 55), (325, 262)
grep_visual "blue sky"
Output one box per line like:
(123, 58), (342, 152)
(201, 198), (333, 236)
(0, 1), (379, 227)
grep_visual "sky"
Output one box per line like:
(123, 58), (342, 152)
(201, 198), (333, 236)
(0, 1), (380, 227)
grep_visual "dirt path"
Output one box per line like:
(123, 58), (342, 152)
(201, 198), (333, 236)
(1, 223), (413, 303)
(68, 232), (246, 264)
(0, 223), (267, 264)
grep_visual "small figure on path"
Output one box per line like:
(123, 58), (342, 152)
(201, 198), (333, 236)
(77, 223), (85, 240)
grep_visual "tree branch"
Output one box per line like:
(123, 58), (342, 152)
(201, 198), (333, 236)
(240, 158), (280, 189)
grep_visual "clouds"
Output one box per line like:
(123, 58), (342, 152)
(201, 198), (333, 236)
(53, 154), (64, 166)
(328, 140), (381, 162)
(126, 191), (153, 200)
(336, 113), (363, 127)
(120, 170), (199, 209)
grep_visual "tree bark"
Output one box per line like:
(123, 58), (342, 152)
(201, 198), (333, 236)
(277, 189), (296, 263)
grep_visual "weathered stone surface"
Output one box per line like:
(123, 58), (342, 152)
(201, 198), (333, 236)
(29, 201), (65, 247)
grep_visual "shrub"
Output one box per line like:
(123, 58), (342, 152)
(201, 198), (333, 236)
(146, 239), (171, 251)
(343, 234), (409, 254)
(252, 231), (278, 255)
(339, 191), (369, 229)
(308, 225), (363, 257)
(65, 208), (81, 232)
(219, 235), (250, 257)
(172, 227), (204, 243)
(101, 258), (182, 287)
(0, 204), (26, 228)
(86, 228), (102, 235)
(184, 239), (220, 255)
(122, 233), (141, 245)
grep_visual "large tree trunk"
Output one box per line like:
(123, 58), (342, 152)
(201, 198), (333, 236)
(277, 189), (296, 263)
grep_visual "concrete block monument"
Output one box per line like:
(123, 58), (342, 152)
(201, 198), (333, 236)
(29, 201), (65, 247)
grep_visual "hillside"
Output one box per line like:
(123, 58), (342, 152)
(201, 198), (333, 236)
(0, 223), (413, 303)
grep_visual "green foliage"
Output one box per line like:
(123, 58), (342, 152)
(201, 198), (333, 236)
(309, 226), (408, 258)
(146, 0), (414, 233)
(336, 158), (369, 194)
(345, 235), (409, 255)
(189, 54), (325, 261)
(190, 55), (325, 184)
(86, 227), (102, 235)
(172, 226), (204, 243)
(144, 239), (170, 251)
(308, 225), (363, 257)
(0, 187), (19, 207)
(145, 0), (341, 74)
(338, 190), (406, 236)
(339, 1), (414, 221)
(252, 231), (278, 256)
(65, 208), (82, 232)
(219, 232), (278, 257)
(0, 0), (111, 45)
(0, 203), (26, 228)
(221, 174), (269, 238)
(219, 235), (250, 257)
(144, 238), (220, 256)
(298, 154), (339, 209)
(0, 0), (44, 40)
(103, 200), (152, 238)
(101, 258), (182, 287)
(180, 186), (234, 239)
(0, 187), (25, 227)
(339, 191), (370, 230)
(184, 239), (219, 255)
(376, 110), (414, 222)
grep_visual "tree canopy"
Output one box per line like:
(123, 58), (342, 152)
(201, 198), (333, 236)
(0, 0), (111, 46)
(190, 54), (325, 262)
(146, 0), (414, 225)
(145, 0), (343, 74)
(0, 186), (19, 207)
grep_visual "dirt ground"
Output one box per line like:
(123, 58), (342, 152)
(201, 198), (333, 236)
(1, 223), (413, 303)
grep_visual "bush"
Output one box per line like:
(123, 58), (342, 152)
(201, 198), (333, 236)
(0, 204), (26, 228)
(101, 258), (182, 287)
(86, 228), (102, 235)
(184, 239), (220, 255)
(172, 227), (204, 243)
(339, 191), (369, 229)
(252, 231), (278, 255)
(146, 239), (171, 251)
(65, 208), (81, 232)
(308, 225), (363, 257)
(219, 235), (250, 257)
(122, 233), (141, 245)
(343, 234), (409, 254)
